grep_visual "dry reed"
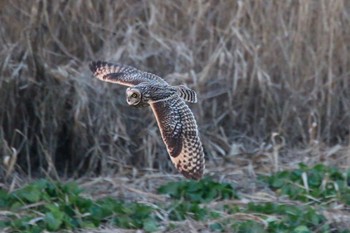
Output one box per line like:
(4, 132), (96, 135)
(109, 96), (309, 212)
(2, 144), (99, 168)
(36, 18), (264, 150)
(0, 0), (350, 178)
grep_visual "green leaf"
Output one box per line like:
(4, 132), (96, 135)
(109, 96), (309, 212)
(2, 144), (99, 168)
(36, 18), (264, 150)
(232, 221), (266, 233)
(293, 225), (311, 233)
(143, 218), (158, 232)
(209, 222), (224, 232)
(270, 171), (290, 188)
(45, 212), (61, 231)
(44, 205), (64, 231)
(0, 189), (11, 207)
(13, 185), (42, 203)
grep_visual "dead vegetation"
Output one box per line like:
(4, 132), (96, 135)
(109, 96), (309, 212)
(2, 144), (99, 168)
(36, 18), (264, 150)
(1, 0), (350, 218)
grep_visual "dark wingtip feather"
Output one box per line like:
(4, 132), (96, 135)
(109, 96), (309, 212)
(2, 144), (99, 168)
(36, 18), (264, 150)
(89, 61), (98, 73)
(89, 60), (106, 73)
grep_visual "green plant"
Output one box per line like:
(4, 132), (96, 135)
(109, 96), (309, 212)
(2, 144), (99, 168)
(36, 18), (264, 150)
(261, 164), (350, 204)
(167, 201), (211, 221)
(211, 202), (329, 233)
(231, 220), (267, 233)
(0, 179), (159, 232)
(246, 203), (327, 232)
(158, 178), (235, 222)
(0, 178), (342, 233)
(157, 177), (238, 203)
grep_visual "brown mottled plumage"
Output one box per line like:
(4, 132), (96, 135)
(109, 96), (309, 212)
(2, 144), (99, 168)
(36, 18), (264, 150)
(89, 61), (204, 179)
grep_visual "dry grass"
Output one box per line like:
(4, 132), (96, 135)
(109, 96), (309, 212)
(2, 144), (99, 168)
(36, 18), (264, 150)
(1, 0), (350, 181)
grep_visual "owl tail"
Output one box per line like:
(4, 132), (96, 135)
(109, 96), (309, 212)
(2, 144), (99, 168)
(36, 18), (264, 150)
(175, 85), (197, 103)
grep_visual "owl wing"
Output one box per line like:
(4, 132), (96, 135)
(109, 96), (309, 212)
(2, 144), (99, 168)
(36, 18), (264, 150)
(150, 97), (205, 180)
(89, 61), (168, 86)
(175, 85), (198, 103)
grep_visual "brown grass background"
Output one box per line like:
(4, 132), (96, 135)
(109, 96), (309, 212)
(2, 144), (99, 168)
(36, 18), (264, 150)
(1, 0), (350, 180)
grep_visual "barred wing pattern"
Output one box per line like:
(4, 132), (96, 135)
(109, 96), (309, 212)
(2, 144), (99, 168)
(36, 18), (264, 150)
(150, 97), (204, 179)
(89, 61), (168, 86)
(175, 85), (198, 103)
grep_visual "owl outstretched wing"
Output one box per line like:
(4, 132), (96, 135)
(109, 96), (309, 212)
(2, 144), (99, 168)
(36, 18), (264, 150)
(89, 61), (168, 86)
(150, 97), (205, 180)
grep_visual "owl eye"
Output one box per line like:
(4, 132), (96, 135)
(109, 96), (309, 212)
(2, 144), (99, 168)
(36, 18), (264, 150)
(131, 93), (138, 98)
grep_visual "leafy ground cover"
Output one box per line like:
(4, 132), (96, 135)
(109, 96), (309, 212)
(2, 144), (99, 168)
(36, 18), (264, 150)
(261, 164), (350, 205)
(1, 164), (349, 232)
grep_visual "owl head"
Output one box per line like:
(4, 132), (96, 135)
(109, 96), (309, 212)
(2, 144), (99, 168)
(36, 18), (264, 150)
(126, 87), (143, 106)
(126, 84), (177, 106)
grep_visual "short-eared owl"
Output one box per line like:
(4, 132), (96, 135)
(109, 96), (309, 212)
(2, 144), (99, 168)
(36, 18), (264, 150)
(89, 61), (205, 180)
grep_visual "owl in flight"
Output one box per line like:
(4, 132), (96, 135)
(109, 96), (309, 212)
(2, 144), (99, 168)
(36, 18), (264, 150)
(89, 61), (205, 180)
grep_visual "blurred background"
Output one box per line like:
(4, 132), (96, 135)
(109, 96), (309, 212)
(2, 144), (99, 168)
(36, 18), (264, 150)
(1, 0), (350, 180)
